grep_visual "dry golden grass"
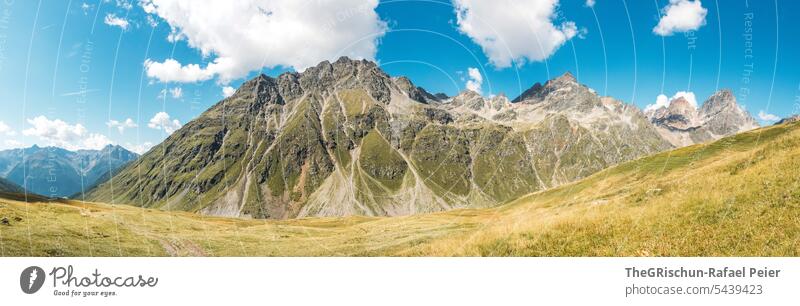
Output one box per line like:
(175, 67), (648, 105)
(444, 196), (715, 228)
(1, 122), (798, 256)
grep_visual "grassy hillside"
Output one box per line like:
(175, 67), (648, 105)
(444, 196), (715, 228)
(1, 122), (798, 256)
(0, 177), (24, 194)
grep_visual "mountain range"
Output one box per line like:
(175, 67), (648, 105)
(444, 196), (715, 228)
(0, 145), (138, 198)
(645, 90), (759, 147)
(83, 57), (759, 219)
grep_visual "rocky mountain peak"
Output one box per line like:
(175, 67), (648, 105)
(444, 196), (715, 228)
(647, 89), (758, 147)
(511, 82), (543, 103)
(699, 89), (738, 117)
(648, 96), (699, 131)
(511, 72), (581, 104)
(666, 97), (697, 117)
(554, 71), (576, 83)
(392, 76), (439, 103)
(83, 58), (679, 220)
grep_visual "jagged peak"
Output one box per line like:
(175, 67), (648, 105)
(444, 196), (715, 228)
(668, 96), (695, 110)
(700, 89), (740, 113)
(511, 72), (582, 103)
(511, 82), (542, 103)
(554, 71), (576, 83)
(712, 88), (734, 99)
(454, 89), (482, 99)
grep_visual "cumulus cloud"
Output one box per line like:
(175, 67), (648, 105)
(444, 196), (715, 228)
(147, 112), (182, 134)
(0, 121), (16, 136)
(645, 91), (698, 112)
(1, 139), (24, 150)
(758, 110), (780, 122)
(453, 0), (581, 68)
(22, 116), (112, 150)
(585, 0), (595, 7)
(465, 67), (483, 94)
(146, 59), (214, 83)
(139, 0), (387, 83)
(653, 0), (707, 36)
(646, 94), (671, 112)
(222, 86), (236, 98)
(106, 118), (139, 134)
(125, 141), (154, 154)
(83, 134), (114, 150)
(104, 14), (130, 30)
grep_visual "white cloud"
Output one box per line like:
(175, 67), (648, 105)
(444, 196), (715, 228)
(453, 0), (580, 68)
(139, 0), (387, 83)
(146, 15), (158, 27)
(169, 87), (183, 99)
(147, 112), (182, 134)
(22, 116), (112, 150)
(116, 0), (133, 10)
(140, 0), (156, 13)
(125, 141), (154, 154)
(0, 121), (16, 136)
(645, 91), (698, 112)
(146, 59), (214, 83)
(758, 110), (780, 122)
(104, 13), (130, 30)
(80, 3), (93, 15)
(671, 91), (698, 108)
(106, 118), (139, 134)
(222, 86), (236, 98)
(646, 94), (671, 112)
(83, 134), (114, 150)
(653, 0), (707, 36)
(465, 67), (483, 94)
(1, 139), (24, 150)
(585, 0), (595, 7)
(23, 116), (86, 145)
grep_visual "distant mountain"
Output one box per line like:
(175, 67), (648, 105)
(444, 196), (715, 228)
(0, 177), (24, 194)
(776, 115), (800, 125)
(646, 90), (759, 147)
(86, 57), (669, 219)
(0, 145), (138, 198)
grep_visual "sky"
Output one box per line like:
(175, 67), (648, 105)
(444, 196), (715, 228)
(0, 0), (798, 153)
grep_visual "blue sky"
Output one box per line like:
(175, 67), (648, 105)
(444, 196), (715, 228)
(0, 0), (797, 152)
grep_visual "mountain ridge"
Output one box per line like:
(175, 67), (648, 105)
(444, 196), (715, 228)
(85, 57), (756, 220)
(646, 89), (759, 147)
(0, 144), (138, 198)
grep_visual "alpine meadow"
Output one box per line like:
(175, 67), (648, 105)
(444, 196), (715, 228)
(1, 0), (798, 258)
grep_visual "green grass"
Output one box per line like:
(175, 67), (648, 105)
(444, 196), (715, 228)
(337, 89), (373, 118)
(1, 122), (799, 256)
(409, 124), (472, 197)
(358, 129), (408, 191)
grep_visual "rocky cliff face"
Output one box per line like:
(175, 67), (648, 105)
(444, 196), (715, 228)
(646, 90), (758, 147)
(85, 58), (670, 219)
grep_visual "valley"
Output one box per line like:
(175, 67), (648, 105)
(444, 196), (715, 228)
(1, 121), (797, 256)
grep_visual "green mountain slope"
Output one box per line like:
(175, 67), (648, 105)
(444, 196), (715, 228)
(85, 57), (669, 219)
(0, 177), (23, 194)
(2, 121), (797, 256)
